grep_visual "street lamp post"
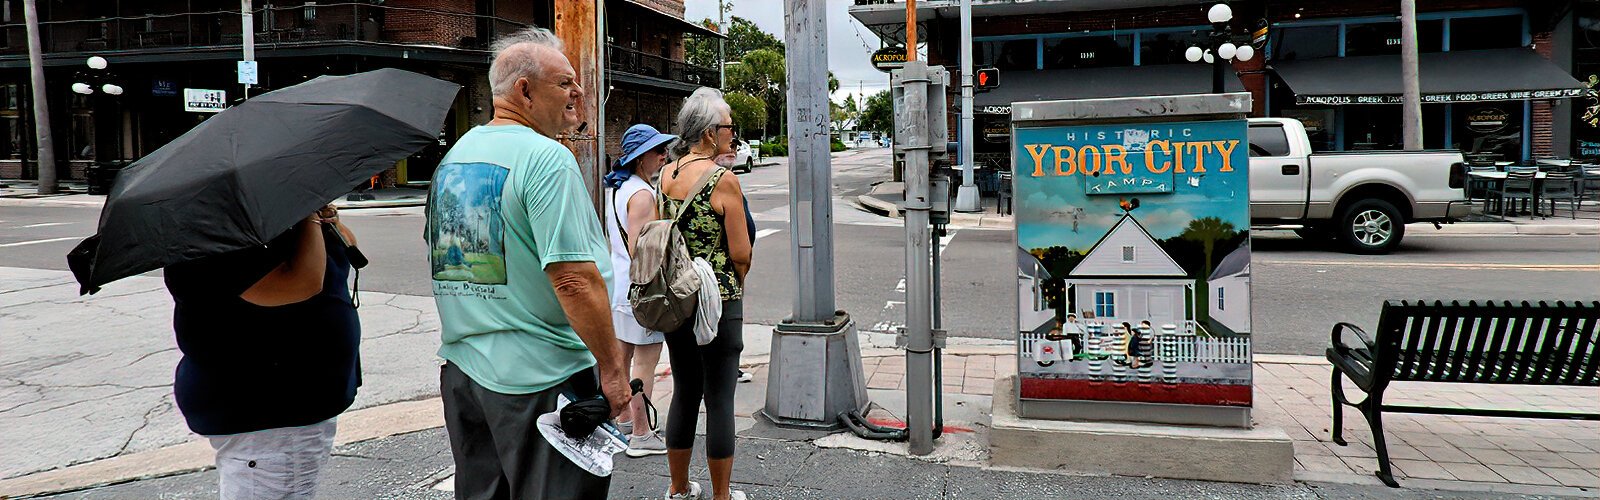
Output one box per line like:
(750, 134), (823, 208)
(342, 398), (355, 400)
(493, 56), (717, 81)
(1185, 3), (1253, 94)
(72, 56), (125, 194)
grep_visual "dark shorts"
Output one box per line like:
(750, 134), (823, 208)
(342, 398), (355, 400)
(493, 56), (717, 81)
(440, 363), (611, 500)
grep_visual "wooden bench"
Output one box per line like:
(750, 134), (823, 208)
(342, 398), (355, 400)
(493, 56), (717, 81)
(1327, 300), (1599, 487)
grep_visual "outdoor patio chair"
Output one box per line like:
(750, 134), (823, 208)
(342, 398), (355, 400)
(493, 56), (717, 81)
(1581, 167), (1600, 201)
(1493, 170), (1537, 219)
(1467, 165), (1498, 209)
(1541, 172), (1579, 219)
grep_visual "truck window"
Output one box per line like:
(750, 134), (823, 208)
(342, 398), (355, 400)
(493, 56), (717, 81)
(1248, 125), (1292, 157)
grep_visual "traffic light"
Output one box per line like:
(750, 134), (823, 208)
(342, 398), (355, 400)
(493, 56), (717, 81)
(975, 67), (999, 92)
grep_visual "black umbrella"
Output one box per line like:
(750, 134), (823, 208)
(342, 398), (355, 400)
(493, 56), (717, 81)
(67, 68), (459, 294)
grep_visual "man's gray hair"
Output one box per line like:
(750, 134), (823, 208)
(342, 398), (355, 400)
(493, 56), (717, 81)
(672, 87), (732, 157)
(489, 27), (564, 98)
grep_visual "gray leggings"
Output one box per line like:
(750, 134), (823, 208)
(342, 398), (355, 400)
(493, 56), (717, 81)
(663, 299), (744, 458)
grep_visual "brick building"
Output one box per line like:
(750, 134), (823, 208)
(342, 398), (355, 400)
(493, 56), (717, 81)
(0, 0), (720, 186)
(850, 0), (1592, 168)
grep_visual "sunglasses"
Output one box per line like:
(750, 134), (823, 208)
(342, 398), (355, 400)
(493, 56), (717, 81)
(713, 124), (737, 132)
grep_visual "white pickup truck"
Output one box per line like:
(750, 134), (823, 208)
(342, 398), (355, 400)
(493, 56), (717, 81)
(1248, 118), (1471, 254)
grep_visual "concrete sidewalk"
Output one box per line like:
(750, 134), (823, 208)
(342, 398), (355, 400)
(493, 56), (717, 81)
(857, 181), (1016, 229)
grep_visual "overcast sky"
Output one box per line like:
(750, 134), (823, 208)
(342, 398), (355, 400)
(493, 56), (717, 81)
(682, 0), (892, 104)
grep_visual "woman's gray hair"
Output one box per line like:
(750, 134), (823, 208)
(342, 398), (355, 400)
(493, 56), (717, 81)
(489, 27), (564, 98)
(671, 87), (732, 158)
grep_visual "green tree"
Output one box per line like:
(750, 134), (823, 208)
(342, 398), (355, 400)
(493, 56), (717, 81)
(1180, 216), (1238, 326)
(685, 16), (783, 72)
(858, 90), (893, 134)
(725, 91), (767, 137)
(727, 48), (786, 137)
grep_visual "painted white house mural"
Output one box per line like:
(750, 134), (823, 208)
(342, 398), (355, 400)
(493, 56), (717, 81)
(1013, 119), (1254, 407)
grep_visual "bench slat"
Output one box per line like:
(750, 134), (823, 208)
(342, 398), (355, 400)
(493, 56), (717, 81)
(1577, 315), (1600, 386)
(1501, 311), (1534, 384)
(1459, 306), (1495, 383)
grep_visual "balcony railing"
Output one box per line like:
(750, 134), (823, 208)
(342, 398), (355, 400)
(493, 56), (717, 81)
(606, 44), (718, 88)
(0, 3), (532, 56)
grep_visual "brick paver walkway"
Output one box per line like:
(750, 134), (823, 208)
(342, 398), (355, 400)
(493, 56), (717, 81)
(649, 352), (1597, 494)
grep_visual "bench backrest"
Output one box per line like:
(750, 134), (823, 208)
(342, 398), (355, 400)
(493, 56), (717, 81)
(1373, 300), (1600, 386)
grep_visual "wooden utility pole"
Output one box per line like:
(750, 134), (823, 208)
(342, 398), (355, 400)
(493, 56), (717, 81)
(1400, 0), (1424, 149)
(23, 0), (57, 194)
(905, 0), (917, 61)
(553, 2), (603, 212)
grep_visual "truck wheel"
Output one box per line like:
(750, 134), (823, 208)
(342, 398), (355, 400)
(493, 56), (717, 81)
(1337, 199), (1404, 254)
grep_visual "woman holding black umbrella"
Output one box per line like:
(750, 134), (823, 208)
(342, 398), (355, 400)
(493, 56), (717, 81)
(163, 203), (362, 500)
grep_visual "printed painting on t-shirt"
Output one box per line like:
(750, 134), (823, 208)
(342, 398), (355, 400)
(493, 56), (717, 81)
(428, 162), (509, 285)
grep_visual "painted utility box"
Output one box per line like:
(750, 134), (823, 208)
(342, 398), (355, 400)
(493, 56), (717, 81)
(1012, 94), (1254, 427)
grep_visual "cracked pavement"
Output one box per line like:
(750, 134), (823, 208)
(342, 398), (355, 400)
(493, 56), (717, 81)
(0, 266), (445, 480)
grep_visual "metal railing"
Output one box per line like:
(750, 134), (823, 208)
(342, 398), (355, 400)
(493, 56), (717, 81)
(0, 2), (532, 55)
(606, 43), (718, 87)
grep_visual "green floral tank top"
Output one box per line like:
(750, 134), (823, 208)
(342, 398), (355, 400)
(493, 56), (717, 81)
(663, 168), (741, 301)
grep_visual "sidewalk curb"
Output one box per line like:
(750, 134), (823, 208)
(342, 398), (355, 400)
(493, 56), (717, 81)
(330, 199), (428, 210)
(1424, 221), (1600, 236)
(0, 398), (445, 498)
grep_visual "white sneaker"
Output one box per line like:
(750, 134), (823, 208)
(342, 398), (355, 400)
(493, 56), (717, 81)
(665, 481), (704, 500)
(730, 490), (748, 500)
(626, 431), (668, 458)
(737, 370), (754, 383)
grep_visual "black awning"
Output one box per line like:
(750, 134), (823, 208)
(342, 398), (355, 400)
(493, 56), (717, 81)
(972, 65), (1244, 113)
(1271, 48), (1585, 105)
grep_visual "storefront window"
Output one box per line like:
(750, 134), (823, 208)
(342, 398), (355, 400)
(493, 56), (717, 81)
(976, 39), (1038, 70)
(1449, 15), (1522, 51)
(1139, 30), (1210, 65)
(1042, 34), (1132, 69)
(1344, 106), (1403, 150)
(1572, 9), (1600, 158)
(1, 83), (18, 159)
(1345, 20), (1443, 57)
(1453, 103), (1523, 161)
(69, 94), (94, 160)
(1274, 25), (1339, 61)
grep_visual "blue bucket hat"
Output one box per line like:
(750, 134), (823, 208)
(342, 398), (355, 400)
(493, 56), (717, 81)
(617, 124), (676, 171)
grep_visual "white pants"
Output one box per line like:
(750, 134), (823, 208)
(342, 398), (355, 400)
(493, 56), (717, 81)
(207, 419), (337, 500)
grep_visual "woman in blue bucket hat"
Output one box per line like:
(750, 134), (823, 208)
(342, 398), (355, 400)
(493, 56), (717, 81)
(603, 123), (675, 458)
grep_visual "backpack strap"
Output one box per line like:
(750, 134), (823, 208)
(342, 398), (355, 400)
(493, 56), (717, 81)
(658, 164), (723, 224)
(610, 187), (629, 251)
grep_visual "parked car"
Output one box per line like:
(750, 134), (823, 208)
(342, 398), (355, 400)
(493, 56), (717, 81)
(732, 138), (755, 173)
(1248, 118), (1470, 254)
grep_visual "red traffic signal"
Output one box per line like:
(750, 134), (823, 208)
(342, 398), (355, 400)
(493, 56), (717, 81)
(975, 67), (999, 92)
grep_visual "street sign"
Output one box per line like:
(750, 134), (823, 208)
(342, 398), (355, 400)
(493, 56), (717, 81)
(237, 61), (259, 85)
(872, 46), (908, 73)
(151, 79), (178, 97)
(1252, 19), (1269, 50)
(184, 89), (228, 113)
(1011, 93), (1254, 428)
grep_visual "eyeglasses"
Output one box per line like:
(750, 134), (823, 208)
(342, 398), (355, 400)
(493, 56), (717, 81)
(714, 124), (736, 132)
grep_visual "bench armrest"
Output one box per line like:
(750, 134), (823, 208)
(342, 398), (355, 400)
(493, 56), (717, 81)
(1330, 322), (1375, 357)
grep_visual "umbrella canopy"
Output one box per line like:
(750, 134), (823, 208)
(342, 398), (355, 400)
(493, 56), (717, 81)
(67, 68), (459, 294)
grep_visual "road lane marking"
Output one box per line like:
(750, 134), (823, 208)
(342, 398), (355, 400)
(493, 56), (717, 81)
(755, 229), (781, 240)
(20, 222), (73, 228)
(1256, 259), (1600, 271)
(0, 237), (79, 248)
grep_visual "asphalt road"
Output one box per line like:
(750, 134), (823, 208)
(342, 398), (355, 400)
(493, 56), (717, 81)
(3, 147), (1596, 355)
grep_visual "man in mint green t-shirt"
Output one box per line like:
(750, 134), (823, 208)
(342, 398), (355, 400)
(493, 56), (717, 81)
(426, 28), (627, 500)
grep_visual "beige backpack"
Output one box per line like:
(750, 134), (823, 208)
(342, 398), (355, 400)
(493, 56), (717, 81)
(627, 167), (721, 332)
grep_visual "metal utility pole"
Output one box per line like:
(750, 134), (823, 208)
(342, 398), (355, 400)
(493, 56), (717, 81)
(242, 0), (254, 99)
(760, 0), (868, 431)
(1399, 0), (1424, 150)
(718, 0), (726, 89)
(23, 0), (56, 194)
(900, 0), (936, 457)
(953, 0), (980, 212)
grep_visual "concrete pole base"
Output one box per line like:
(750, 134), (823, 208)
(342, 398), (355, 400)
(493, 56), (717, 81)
(953, 184), (981, 213)
(761, 312), (870, 430)
(989, 375), (1294, 484)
